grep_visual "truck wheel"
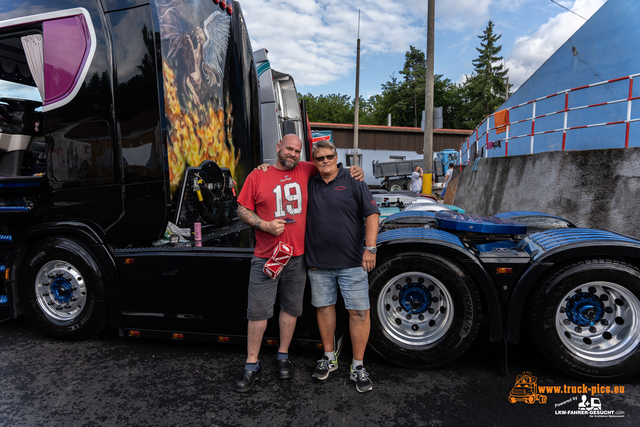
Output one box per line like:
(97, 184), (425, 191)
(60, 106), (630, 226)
(389, 181), (404, 192)
(529, 259), (640, 381)
(368, 253), (481, 368)
(404, 180), (412, 191)
(19, 238), (108, 340)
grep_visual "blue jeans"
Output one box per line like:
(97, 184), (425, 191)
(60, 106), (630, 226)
(308, 267), (370, 310)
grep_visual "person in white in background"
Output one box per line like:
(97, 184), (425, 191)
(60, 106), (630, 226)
(411, 166), (423, 193)
(440, 163), (454, 199)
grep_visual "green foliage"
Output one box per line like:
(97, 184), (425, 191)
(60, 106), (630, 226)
(299, 93), (353, 124)
(299, 93), (375, 125)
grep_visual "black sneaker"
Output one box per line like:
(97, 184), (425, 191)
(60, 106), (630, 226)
(313, 356), (338, 380)
(350, 364), (372, 393)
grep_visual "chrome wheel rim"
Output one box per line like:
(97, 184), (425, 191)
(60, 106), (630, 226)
(556, 281), (640, 364)
(377, 271), (454, 347)
(34, 260), (87, 325)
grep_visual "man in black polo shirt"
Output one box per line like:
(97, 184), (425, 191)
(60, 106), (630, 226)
(306, 140), (380, 393)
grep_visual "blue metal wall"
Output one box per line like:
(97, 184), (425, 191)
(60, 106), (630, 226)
(483, 0), (640, 158)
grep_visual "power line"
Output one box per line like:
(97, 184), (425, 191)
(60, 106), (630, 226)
(549, 0), (588, 20)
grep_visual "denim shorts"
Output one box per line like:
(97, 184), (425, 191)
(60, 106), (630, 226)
(308, 267), (370, 311)
(247, 255), (306, 321)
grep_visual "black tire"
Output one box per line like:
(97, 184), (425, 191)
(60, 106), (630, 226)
(404, 179), (412, 191)
(389, 181), (404, 192)
(528, 259), (640, 381)
(19, 237), (108, 340)
(368, 253), (481, 368)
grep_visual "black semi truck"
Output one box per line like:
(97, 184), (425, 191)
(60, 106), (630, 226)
(2, 0), (640, 382)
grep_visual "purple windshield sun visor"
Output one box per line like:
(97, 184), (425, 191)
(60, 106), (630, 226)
(43, 14), (92, 110)
(0, 8), (96, 112)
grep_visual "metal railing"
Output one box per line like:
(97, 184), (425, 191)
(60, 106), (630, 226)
(460, 73), (640, 164)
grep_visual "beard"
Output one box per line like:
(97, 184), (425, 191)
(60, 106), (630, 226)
(277, 151), (299, 170)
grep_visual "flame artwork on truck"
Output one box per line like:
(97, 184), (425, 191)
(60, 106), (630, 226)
(157, 0), (241, 197)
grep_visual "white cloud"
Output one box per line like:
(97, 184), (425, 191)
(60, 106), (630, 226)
(242, 0), (428, 87)
(436, 0), (493, 32)
(241, 0), (565, 90)
(505, 0), (607, 89)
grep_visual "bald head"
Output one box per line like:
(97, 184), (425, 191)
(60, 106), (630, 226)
(276, 134), (303, 170)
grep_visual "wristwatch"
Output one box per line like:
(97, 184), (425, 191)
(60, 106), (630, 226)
(365, 246), (377, 254)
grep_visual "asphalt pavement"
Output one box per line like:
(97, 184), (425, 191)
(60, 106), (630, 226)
(1, 317), (639, 427)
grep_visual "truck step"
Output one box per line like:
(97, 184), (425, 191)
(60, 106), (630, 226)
(0, 235), (12, 242)
(0, 295), (7, 304)
(0, 206), (31, 212)
(0, 206), (32, 219)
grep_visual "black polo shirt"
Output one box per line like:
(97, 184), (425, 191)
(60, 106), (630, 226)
(306, 166), (380, 269)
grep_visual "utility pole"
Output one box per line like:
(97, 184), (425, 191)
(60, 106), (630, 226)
(352, 10), (361, 167)
(422, 0), (434, 194)
(505, 76), (509, 100)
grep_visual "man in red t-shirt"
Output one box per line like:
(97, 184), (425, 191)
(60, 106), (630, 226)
(233, 134), (361, 392)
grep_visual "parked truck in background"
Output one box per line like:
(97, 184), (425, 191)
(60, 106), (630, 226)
(372, 158), (423, 191)
(2, 0), (640, 383)
(372, 149), (459, 191)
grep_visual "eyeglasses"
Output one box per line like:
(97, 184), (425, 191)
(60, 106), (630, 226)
(313, 154), (336, 162)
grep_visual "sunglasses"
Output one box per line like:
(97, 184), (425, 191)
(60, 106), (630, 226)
(313, 154), (336, 162)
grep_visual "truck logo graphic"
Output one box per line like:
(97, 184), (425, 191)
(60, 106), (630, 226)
(578, 395), (601, 411)
(508, 372), (548, 404)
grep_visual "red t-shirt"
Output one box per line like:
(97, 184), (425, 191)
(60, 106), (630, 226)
(237, 162), (317, 258)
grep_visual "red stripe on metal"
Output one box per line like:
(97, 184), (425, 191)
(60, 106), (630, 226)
(588, 102), (608, 108)
(625, 121), (630, 148)
(569, 125), (588, 130)
(571, 85), (590, 91)
(607, 76), (629, 84)
(562, 131), (566, 150)
(630, 79), (635, 100)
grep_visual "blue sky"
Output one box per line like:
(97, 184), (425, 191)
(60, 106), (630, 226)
(1, 0), (607, 103)
(243, 0), (607, 99)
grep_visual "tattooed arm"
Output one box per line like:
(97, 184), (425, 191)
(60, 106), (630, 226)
(237, 204), (285, 236)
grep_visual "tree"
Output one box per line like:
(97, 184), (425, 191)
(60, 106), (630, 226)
(299, 93), (354, 124)
(399, 46), (426, 127)
(461, 20), (510, 129)
(371, 47), (458, 128)
(301, 45), (469, 129)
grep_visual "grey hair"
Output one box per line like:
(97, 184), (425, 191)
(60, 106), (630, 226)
(312, 140), (337, 158)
